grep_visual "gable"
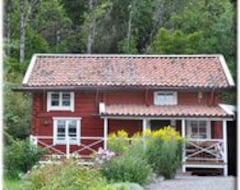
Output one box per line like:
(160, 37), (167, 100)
(22, 54), (234, 89)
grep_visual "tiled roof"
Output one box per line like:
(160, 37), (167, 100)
(23, 54), (234, 88)
(102, 104), (232, 118)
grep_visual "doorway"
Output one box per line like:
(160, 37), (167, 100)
(150, 120), (171, 131)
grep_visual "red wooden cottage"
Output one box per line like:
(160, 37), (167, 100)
(18, 54), (235, 175)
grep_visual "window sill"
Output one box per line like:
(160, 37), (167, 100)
(47, 107), (74, 112)
(55, 140), (80, 145)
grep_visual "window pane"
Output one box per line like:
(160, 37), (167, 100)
(51, 93), (59, 106)
(199, 121), (206, 128)
(57, 127), (65, 137)
(57, 120), (66, 139)
(156, 92), (175, 105)
(68, 120), (77, 137)
(58, 120), (65, 127)
(199, 127), (207, 133)
(62, 93), (70, 99)
(62, 93), (71, 106)
(62, 101), (70, 106)
(189, 120), (208, 139)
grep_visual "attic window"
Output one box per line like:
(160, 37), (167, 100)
(154, 91), (177, 105)
(47, 92), (74, 112)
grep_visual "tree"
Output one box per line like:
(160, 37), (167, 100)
(19, 0), (38, 63)
(151, 28), (203, 54)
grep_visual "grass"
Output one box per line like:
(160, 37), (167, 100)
(4, 178), (23, 190)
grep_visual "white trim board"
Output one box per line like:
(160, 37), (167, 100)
(101, 116), (234, 121)
(22, 54), (37, 84)
(219, 104), (235, 115)
(219, 55), (235, 86)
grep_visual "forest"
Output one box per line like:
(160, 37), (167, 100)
(3, 0), (236, 141)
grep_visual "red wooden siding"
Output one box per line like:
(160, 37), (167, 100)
(105, 91), (145, 105)
(32, 90), (221, 137)
(178, 92), (220, 106)
(32, 90), (223, 155)
(32, 91), (103, 137)
(104, 91), (221, 106)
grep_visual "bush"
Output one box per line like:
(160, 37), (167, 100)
(101, 147), (152, 185)
(4, 138), (45, 178)
(145, 126), (182, 179)
(22, 159), (108, 190)
(108, 130), (129, 153)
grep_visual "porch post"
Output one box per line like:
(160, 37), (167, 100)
(142, 118), (147, 133)
(142, 118), (147, 149)
(30, 135), (38, 147)
(223, 119), (228, 176)
(66, 135), (70, 159)
(181, 119), (186, 173)
(104, 117), (108, 150)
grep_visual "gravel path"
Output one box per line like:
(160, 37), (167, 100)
(146, 176), (236, 190)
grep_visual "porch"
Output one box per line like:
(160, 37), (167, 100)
(100, 103), (235, 176)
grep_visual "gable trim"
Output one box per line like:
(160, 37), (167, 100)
(219, 55), (235, 86)
(23, 54), (37, 85)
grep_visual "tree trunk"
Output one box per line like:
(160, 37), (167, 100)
(5, 0), (11, 56)
(87, 0), (93, 53)
(20, 0), (26, 63)
(19, 0), (38, 63)
(127, 1), (134, 52)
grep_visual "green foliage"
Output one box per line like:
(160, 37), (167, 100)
(141, 127), (183, 179)
(22, 159), (107, 190)
(108, 130), (130, 153)
(4, 178), (23, 190)
(145, 137), (182, 179)
(4, 80), (31, 141)
(167, 0), (235, 75)
(101, 147), (152, 185)
(152, 28), (203, 54)
(118, 36), (138, 54)
(4, 139), (45, 178)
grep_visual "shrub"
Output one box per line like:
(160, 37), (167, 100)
(4, 138), (45, 178)
(101, 147), (152, 185)
(108, 130), (129, 153)
(22, 159), (108, 190)
(144, 126), (183, 179)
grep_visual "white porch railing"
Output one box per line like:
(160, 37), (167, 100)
(30, 135), (104, 160)
(185, 139), (224, 163)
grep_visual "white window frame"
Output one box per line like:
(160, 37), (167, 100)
(187, 120), (211, 139)
(47, 91), (75, 112)
(53, 117), (81, 145)
(154, 91), (177, 105)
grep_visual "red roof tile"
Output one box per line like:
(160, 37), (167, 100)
(23, 54), (234, 88)
(103, 104), (232, 118)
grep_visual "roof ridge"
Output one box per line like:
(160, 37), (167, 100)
(34, 53), (222, 59)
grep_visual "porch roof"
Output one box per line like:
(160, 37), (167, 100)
(101, 104), (234, 118)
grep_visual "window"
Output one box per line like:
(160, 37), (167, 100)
(53, 117), (81, 145)
(187, 120), (211, 139)
(47, 92), (74, 111)
(154, 91), (177, 105)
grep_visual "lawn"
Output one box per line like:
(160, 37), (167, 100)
(4, 178), (23, 190)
